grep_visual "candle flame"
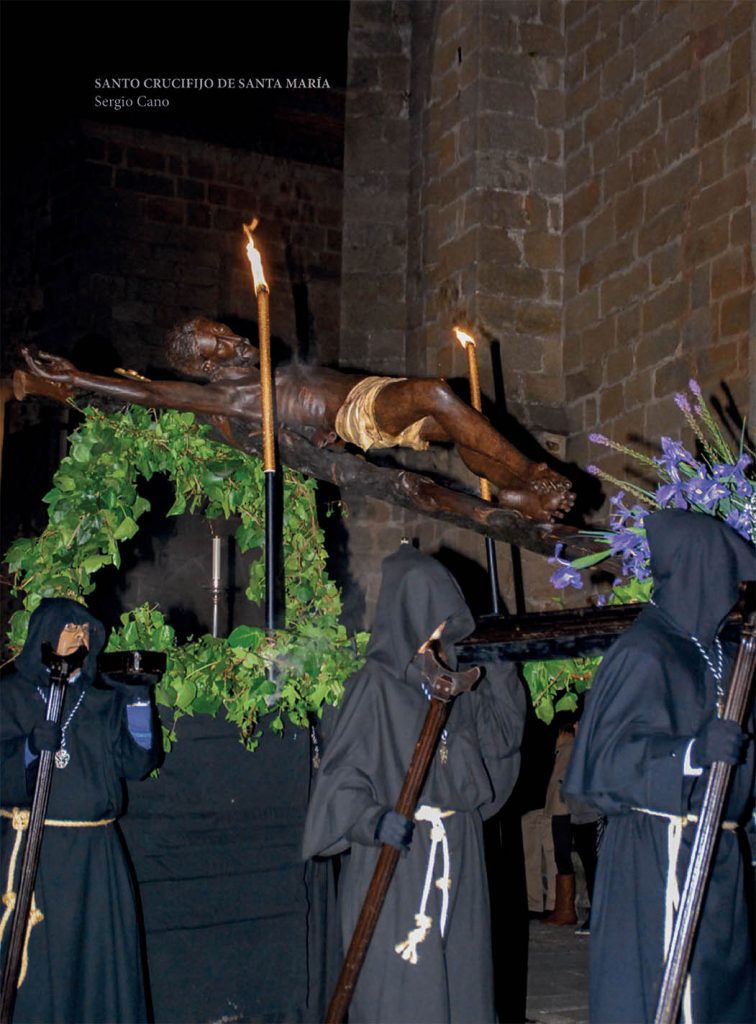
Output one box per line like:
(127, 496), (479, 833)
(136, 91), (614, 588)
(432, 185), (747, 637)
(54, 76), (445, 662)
(453, 326), (476, 348)
(243, 220), (268, 294)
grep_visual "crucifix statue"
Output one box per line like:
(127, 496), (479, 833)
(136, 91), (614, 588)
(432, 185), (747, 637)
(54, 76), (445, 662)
(20, 317), (574, 523)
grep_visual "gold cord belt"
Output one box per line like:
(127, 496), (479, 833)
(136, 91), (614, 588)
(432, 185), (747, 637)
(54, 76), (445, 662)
(0, 806), (115, 987)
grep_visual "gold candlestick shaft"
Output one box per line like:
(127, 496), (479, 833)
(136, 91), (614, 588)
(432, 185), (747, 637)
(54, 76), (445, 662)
(463, 342), (492, 502)
(256, 284), (276, 473)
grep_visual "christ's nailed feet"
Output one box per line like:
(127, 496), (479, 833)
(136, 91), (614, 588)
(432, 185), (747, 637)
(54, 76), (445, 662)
(497, 483), (575, 523)
(528, 462), (573, 495)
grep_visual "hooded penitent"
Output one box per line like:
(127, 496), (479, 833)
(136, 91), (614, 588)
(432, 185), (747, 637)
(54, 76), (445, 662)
(0, 598), (161, 1024)
(302, 544), (526, 1024)
(564, 510), (755, 1024)
(14, 596), (107, 688)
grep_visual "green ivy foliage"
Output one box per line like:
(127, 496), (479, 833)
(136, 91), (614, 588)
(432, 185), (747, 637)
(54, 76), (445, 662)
(521, 574), (653, 723)
(5, 404), (639, 741)
(5, 406), (368, 750)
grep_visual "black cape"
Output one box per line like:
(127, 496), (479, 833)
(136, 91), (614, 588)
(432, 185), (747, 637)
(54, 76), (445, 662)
(0, 598), (161, 1024)
(564, 511), (756, 1024)
(302, 545), (526, 1024)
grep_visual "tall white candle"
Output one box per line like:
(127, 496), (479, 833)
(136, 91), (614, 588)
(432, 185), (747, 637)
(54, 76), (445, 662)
(212, 536), (221, 581)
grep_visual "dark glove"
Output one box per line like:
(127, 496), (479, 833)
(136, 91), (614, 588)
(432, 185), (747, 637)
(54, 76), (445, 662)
(692, 719), (748, 768)
(374, 809), (414, 853)
(100, 672), (157, 704)
(28, 721), (62, 757)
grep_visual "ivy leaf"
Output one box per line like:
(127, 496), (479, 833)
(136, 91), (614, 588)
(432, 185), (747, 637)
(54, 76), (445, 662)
(192, 692), (223, 715)
(536, 699), (555, 725)
(228, 625), (262, 649)
(555, 692), (578, 712)
(166, 492), (186, 517)
(70, 442), (93, 464)
(82, 555), (108, 573)
(5, 538), (33, 569)
(113, 516), (139, 541)
(175, 677), (197, 711)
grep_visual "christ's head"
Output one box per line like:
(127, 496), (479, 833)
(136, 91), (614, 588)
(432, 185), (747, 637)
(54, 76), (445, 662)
(165, 317), (258, 380)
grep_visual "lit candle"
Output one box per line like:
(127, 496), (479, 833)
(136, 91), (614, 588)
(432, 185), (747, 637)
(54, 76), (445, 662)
(243, 220), (278, 633)
(453, 327), (491, 501)
(453, 326), (501, 615)
(243, 221), (275, 476)
(211, 535), (221, 582)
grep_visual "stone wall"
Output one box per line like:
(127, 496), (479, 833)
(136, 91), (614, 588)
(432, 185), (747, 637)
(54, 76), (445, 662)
(3, 121), (343, 371)
(339, 1), (413, 377)
(406, 0), (570, 614)
(340, 0), (572, 619)
(562, 0), (754, 479)
(338, 0), (753, 621)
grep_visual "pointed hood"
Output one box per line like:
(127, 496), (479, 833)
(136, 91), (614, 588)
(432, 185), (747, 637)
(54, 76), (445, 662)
(364, 544), (474, 680)
(647, 509), (755, 644)
(14, 597), (107, 688)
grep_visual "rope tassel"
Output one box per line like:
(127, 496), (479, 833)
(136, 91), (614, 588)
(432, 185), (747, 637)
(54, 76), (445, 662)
(394, 805), (455, 965)
(0, 807), (114, 990)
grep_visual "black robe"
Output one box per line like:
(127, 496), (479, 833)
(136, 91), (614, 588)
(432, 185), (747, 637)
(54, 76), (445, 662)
(0, 598), (161, 1024)
(563, 510), (755, 1024)
(302, 545), (526, 1024)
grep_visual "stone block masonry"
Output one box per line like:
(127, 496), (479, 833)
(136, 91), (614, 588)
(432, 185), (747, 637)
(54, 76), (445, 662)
(563, 0), (753, 484)
(339, 0), (753, 619)
(4, 121), (344, 372)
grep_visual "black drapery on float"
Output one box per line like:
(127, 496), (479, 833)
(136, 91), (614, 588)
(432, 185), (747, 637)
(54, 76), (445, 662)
(122, 710), (326, 1023)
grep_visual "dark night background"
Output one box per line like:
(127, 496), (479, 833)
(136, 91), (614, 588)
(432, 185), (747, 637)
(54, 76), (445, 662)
(2, 1), (350, 168)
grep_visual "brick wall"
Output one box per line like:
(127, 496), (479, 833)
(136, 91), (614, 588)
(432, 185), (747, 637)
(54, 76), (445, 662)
(340, 0), (413, 376)
(562, 0), (754, 479)
(340, 0), (754, 621)
(340, 0), (573, 620)
(408, 0), (570, 616)
(4, 122), (344, 371)
(409, 0), (566, 432)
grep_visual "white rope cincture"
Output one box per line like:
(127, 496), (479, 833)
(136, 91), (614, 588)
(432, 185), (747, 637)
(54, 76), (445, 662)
(394, 804), (455, 965)
(631, 807), (737, 1024)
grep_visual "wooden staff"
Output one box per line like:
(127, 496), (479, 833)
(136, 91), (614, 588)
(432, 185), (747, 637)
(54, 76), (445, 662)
(325, 641), (480, 1024)
(653, 610), (756, 1024)
(0, 644), (86, 1024)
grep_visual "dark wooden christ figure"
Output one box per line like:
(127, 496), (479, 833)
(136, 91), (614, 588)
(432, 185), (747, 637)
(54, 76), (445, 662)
(22, 317), (574, 523)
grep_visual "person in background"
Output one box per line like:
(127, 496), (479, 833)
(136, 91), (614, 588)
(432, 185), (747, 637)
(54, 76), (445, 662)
(565, 721), (604, 935)
(543, 713), (578, 926)
(519, 717), (557, 918)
